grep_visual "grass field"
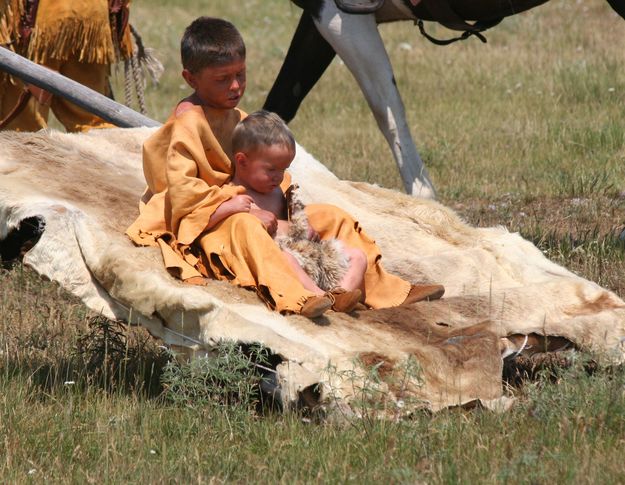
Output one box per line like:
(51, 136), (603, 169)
(2, 0), (625, 482)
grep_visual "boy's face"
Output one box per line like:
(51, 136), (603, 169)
(234, 144), (294, 194)
(182, 58), (246, 110)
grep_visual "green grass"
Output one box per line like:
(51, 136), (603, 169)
(4, 0), (625, 481)
(3, 334), (625, 483)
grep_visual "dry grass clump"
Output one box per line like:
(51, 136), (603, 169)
(0, 266), (166, 397)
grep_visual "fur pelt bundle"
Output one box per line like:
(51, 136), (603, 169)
(275, 186), (349, 291)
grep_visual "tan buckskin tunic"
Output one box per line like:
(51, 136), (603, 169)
(0, 0), (132, 132)
(127, 106), (410, 312)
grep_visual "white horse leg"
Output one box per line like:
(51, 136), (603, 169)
(313, 2), (436, 199)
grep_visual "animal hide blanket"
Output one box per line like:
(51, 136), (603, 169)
(1, 128), (624, 415)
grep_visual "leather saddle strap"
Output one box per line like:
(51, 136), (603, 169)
(335, 0), (385, 14)
(0, 88), (32, 130)
(419, 0), (485, 32)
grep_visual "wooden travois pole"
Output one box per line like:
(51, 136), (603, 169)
(0, 47), (161, 128)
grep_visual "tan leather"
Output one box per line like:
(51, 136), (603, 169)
(329, 288), (362, 313)
(401, 284), (445, 305)
(300, 295), (333, 318)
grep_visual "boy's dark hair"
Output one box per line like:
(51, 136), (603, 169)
(181, 17), (246, 73)
(232, 110), (296, 155)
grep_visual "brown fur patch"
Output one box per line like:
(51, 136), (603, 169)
(353, 296), (492, 337)
(352, 306), (503, 403)
(564, 290), (625, 316)
(2, 131), (141, 233)
(358, 351), (396, 379)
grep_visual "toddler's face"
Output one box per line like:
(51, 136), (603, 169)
(183, 58), (246, 110)
(236, 144), (293, 194)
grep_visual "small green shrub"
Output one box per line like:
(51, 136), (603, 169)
(159, 341), (270, 412)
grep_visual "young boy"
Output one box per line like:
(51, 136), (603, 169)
(224, 110), (365, 313)
(126, 17), (444, 319)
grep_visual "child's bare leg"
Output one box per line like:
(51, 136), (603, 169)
(337, 247), (367, 293)
(281, 250), (325, 295)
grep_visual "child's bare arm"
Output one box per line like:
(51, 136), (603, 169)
(207, 195), (254, 229)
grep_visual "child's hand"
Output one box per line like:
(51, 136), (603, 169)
(228, 194), (254, 213)
(250, 208), (278, 236)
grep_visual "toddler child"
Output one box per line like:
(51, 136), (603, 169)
(223, 110), (364, 313)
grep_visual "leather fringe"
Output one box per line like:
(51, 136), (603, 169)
(0, 0), (23, 46)
(27, 17), (132, 64)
